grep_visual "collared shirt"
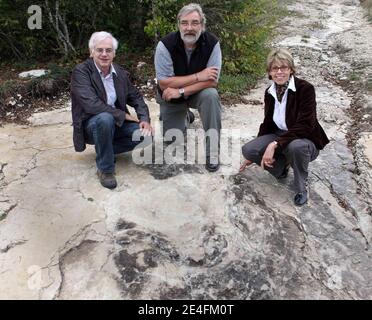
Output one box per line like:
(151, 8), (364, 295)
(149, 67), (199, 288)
(94, 61), (117, 108)
(268, 75), (296, 131)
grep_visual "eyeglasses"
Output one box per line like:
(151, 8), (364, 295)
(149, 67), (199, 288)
(180, 20), (201, 27)
(95, 48), (114, 54)
(271, 65), (290, 72)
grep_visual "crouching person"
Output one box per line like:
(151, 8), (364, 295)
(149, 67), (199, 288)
(71, 31), (153, 189)
(240, 48), (329, 206)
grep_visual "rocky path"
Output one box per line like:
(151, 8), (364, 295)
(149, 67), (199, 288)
(0, 0), (371, 299)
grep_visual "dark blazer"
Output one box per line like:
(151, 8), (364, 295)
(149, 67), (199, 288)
(258, 76), (329, 150)
(71, 58), (150, 152)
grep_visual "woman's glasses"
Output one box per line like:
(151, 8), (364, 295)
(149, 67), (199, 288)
(271, 65), (290, 72)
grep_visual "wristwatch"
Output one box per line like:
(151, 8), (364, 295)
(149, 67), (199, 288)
(179, 88), (185, 97)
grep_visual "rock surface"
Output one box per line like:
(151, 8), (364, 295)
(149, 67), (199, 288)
(18, 69), (49, 79)
(0, 0), (371, 299)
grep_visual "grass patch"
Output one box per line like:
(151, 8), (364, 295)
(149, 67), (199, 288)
(0, 63), (71, 100)
(348, 71), (361, 81)
(28, 64), (72, 98)
(0, 80), (18, 99)
(0, 211), (6, 222)
(365, 78), (372, 92)
(360, 0), (372, 21)
(0, 64), (72, 124)
(218, 73), (260, 103)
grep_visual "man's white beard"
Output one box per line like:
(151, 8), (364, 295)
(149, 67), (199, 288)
(181, 30), (202, 45)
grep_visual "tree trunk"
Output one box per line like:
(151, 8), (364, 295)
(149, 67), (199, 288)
(44, 0), (76, 57)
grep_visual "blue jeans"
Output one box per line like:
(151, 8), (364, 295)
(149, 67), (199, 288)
(84, 112), (149, 173)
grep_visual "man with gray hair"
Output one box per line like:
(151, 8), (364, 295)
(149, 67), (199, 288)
(155, 3), (222, 172)
(71, 31), (153, 189)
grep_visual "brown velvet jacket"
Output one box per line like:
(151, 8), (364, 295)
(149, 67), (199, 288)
(258, 76), (329, 150)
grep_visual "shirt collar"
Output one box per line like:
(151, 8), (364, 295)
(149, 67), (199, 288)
(93, 60), (117, 77)
(268, 75), (296, 97)
(288, 75), (296, 92)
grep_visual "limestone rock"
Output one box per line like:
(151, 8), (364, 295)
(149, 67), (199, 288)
(18, 69), (49, 79)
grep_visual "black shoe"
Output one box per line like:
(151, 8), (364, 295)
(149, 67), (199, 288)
(205, 157), (220, 172)
(294, 191), (307, 206)
(277, 164), (290, 179)
(97, 170), (117, 189)
(187, 109), (195, 124)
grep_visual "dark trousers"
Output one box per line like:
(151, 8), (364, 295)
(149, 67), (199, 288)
(242, 134), (319, 193)
(157, 88), (221, 160)
(84, 112), (151, 173)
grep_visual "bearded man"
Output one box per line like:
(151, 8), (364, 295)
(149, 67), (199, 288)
(154, 3), (222, 172)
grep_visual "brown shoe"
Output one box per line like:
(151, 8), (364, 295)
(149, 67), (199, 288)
(97, 170), (117, 189)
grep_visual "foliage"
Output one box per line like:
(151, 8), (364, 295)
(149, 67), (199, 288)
(218, 73), (256, 96)
(220, 0), (276, 76)
(0, 80), (18, 99)
(143, 0), (181, 43)
(0, 0), (49, 60)
(0, 0), (153, 60)
(0, 64), (71, 104)
(0, 0), (282, 98)
(143, 0), (279, 80)
(360, 0), (372, 21)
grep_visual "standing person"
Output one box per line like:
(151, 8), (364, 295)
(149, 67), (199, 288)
(240, 48), (329, 206)
(154, 3), (222, 172)
(71, 31), (153, 189)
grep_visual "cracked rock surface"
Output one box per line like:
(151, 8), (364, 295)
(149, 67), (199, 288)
(0, 0), (371, 299)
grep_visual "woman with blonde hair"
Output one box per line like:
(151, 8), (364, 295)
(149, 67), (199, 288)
(240, 48), (329, 206)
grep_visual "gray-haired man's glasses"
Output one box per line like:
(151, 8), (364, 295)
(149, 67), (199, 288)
(95, 48), (114, 54)
(180, 20), (201, 27)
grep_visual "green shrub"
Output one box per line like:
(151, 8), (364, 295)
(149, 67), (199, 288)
(144, 1), (279, 75)
(0, 80), (18, 99)
(219, 74), (256, 96)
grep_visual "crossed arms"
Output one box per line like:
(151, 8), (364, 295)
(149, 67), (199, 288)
(155, 41), (222, 101)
